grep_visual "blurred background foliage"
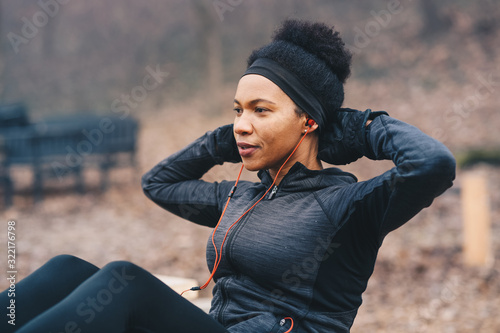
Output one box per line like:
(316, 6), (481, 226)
(0, 1), (498, 131)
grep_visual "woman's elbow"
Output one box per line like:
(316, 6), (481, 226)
(141, 170), (156, 198)
(435, 149), (456, 182)
(424, 149), (457, 193)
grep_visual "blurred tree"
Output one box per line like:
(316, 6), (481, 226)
(190, 0), (222, 110)
(473, 0), (499, 58)
(43, 3), (56, 58)
(419, 0), (451, 38)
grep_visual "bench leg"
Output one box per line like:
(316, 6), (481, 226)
(74, 165), (84, 194)
(33, 160), (43, 204)
(2, 165), (13, 208)
(100, 155), (111, 192)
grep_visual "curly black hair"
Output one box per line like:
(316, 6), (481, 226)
(272, 20), (352, 84)
(247, 19), (352, 120)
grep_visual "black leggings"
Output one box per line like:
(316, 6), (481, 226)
(0, 255), (228, 333)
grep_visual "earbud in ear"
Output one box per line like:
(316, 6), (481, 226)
(306, 118), (316, 127)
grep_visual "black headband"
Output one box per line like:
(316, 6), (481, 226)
(243, 58), (327, 130)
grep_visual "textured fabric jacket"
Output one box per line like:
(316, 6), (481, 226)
(142, 115), (456, 332)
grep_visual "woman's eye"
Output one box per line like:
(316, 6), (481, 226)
(255, 107), (267, 113)
(233, 107), (242, 114)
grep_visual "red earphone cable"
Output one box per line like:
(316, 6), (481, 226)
(283, 317), (294, 333)
(181, 127), (312, 296)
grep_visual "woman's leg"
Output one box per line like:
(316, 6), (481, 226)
(16, 261), (228, 333)
(0, 254), (99, 333)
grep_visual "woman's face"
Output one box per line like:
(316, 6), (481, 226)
(233, 74), (310, 173)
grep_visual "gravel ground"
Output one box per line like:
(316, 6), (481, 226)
(1, 109), (499, 332)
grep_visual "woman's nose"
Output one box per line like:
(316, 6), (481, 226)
(234, 112), (253, 136)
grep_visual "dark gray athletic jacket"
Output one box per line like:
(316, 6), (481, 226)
(142, 115), (456, 332)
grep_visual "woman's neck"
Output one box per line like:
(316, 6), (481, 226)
(269, 159), (322, 185)
(269, 138), (323, 185)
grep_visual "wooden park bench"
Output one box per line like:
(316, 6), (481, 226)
(0, 103), (139, 207)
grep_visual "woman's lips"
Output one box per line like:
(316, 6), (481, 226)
(237, 142), (259, 157)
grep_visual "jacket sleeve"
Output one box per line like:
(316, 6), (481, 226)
(141, 125), (241, 228)
(337, 115), (456, 241)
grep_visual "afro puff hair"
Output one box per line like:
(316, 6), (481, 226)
(272, 20), (352, 84)
(247, 19), (352, 118)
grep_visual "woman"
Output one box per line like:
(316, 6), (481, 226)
(1, 20), (455, 332)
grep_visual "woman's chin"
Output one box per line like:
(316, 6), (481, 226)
(243, 164), (261, 172)
(241, 159), (264, 172)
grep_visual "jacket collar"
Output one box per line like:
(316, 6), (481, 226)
(257, 162), (357, 192)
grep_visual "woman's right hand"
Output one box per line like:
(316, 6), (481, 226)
(214, 124), (242, 164)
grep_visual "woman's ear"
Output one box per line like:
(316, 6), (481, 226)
(304, 117), (319, 133)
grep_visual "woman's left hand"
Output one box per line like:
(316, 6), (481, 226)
(318, 108), (388, 165)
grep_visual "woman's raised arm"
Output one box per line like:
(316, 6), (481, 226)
(319, 110), (456, 241)
(142, 124), (240, 227)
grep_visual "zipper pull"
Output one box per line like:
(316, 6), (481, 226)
(268, 185), (278, 200)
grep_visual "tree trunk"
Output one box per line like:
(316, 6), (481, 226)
(419, 0), (451, 38)
(190, 1), (223, 112)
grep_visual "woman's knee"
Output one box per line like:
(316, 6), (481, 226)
(100, 261), (143, 284)
(45, 254), (99, 274)
(98, 261), (168, 296)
